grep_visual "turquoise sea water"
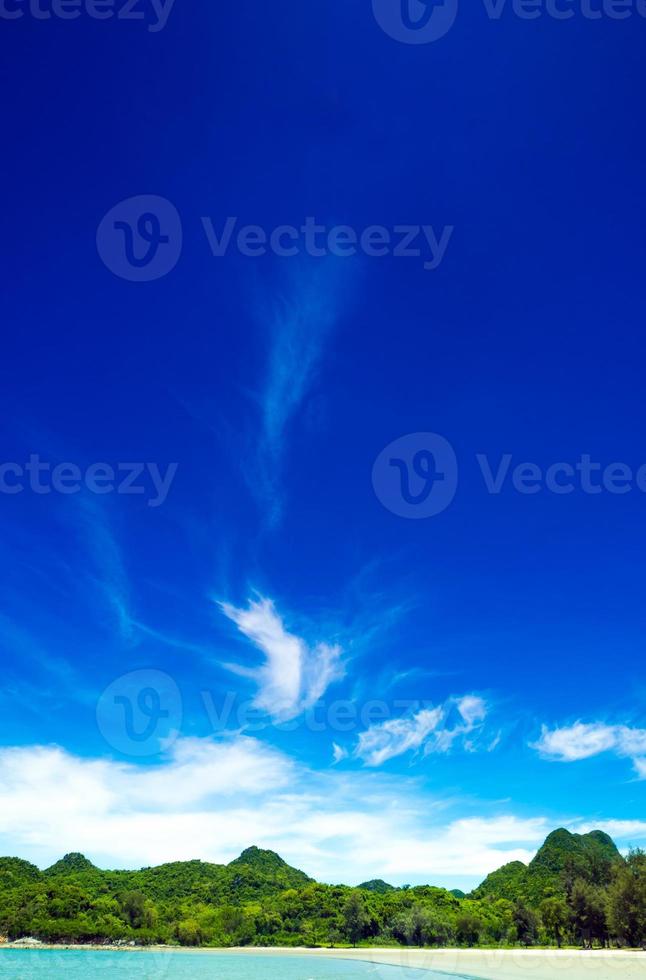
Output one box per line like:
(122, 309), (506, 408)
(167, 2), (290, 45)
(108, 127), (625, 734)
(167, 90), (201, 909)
(0, 950), (470, 979)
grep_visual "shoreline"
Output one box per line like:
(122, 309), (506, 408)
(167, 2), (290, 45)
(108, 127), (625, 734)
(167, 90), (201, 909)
(2, 945), (645, 979)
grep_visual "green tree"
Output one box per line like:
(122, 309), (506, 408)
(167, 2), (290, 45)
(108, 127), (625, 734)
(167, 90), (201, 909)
(176, 918), (204, 945)
(120, 891), (153, 930)
(570, 879), (607, 949)
(607, 850), (646, 949)
(342, 891), (368, 947)
(540, 897), (569, 948)
(395, 905), (453, 947)
(513, 901), (539, 946)
(455, 912), (482, 947)
(326, 921), (343, 947)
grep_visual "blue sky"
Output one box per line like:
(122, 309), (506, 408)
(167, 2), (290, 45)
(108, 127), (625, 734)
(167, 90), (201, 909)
(0, 0), (645, 889)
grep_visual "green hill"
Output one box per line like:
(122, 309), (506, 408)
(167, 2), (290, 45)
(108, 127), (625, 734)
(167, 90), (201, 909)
(227, 846), (313, 894)
(473, 828), (623, 905)
(114, 859), (230, 903)
(45, 853), (98, 877)
(0, 829), (640, 949)
(531, 829), (620, 875)
(358, 879), (396, 893)
(0, 858), (42, 890)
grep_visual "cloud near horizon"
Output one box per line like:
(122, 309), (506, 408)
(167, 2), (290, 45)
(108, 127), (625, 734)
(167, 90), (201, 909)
(1, 735), (643, 886)
(532, 721), (646, 778)
(220, 596), (344, 722)
(0, 735), (594, 885)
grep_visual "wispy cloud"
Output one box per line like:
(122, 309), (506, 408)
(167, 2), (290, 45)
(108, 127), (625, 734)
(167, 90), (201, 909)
(131, 620), (217, 658)
(532, 721), (646, 778)
(0, 420), (134, 645)
(249, 268), (343, 525)
(354, 696), (488, 767)
(69, 495), (133, 643)
(634, 759), (646, 780)
(0, 615), (94, 710)
(356, 706), (444, 767)
(332, 742), (349, 764)
(219, 595), (344, 722)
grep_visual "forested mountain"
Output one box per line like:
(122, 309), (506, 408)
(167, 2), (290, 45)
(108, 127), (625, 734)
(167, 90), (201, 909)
(45, 854), (99, 878)
(474, 829), (622, 905)
(0, 831), (643, 950)
(358, 880), (396, 894)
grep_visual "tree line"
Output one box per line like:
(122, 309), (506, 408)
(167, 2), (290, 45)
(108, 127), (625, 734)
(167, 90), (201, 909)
(0, 836), (643, 949)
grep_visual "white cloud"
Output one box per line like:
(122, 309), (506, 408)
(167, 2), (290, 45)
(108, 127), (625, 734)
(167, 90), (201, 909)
(220, 596), (344, 722)
(532, 721), (646, 777)
(633, 759), (646, 780)
(572, 819), (646, 841)
(332, 743), (348, 764)
(0, 736), (552, 885)
(354, 696), (488, 768)
(3, 736), (645, 887)
(356, 707), (444, 767)
(458, 695), (487, 727)
(533, 722), (619, 761)
(619, 729), (646, 757)
(0, 737), (291, 820)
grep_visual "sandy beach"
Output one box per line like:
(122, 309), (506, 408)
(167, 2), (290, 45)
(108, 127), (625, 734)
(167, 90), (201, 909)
(306, 947), (646, 980)
(4, 945), (645, 979)
(211, 947), (646, 979)
(207, 947), (646, 980)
